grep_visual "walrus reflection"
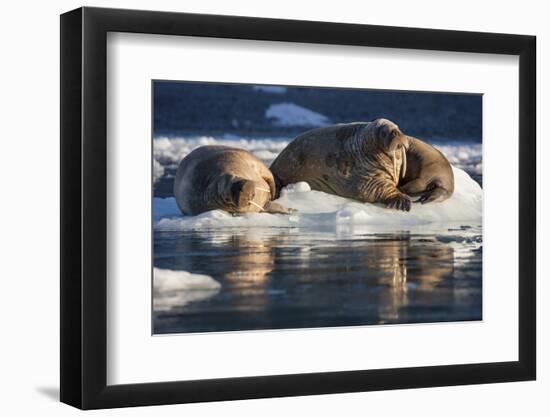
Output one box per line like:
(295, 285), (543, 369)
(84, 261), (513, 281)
(362, 239), (455, 322)
(224, 237), (275, 286)
(167, 231), (276, 314)
(171, 232), (275, 286)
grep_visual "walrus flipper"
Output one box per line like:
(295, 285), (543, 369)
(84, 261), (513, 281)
(385, 194), (412, 211)
(416, 184), (452, 204)
(400, 179), (451, 204)
(356, 177), (412, 212)
(398, 178), (427, 197)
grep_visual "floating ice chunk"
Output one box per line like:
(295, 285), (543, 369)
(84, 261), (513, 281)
(154, 166), (481, 233)
(265, 103), (330, 127)
(153, 268), (221, 312)
(154, 268), (221, 291)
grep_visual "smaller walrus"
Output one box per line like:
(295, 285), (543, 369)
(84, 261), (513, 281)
(174, 145), (291, 215)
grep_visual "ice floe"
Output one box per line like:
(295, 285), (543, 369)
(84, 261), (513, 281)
(265, 103), (330, 127)
(155, 166), (481, 233)
(153, 268), (221, 312)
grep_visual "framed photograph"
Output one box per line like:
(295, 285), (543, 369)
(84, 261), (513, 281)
(60, 6), (536, 409)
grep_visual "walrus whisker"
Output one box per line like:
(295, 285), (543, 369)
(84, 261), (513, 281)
(248, 200), (265, 211)
(255, 187), (271, 193)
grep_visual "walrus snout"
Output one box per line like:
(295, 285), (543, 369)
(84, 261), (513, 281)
(383, 129), (409, 153)
(231, 179), (256, 209)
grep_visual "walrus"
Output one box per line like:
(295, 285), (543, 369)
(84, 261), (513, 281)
(270, 119), (454, 211)
(270, 119), (413, 211)
(174, 145), (291, 215)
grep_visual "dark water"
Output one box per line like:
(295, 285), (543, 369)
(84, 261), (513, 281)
(153, 226), (482, 334)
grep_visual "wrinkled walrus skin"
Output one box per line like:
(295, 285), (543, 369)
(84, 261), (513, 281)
(270, 119), (413, 211)
(174, 145), (291, 215)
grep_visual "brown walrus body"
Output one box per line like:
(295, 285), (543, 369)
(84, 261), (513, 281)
(398, 137), (454, 204)
(270, 119), (413, 211)
(174, 145), (291, 215)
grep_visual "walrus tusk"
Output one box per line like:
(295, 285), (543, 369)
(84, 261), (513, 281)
(255, 187), (271, 193)
(392, 149), (397, 181)
(401, 146), (407, 179)
(249, 200), (265, 212)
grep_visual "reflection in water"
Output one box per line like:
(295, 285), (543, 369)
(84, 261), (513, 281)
(153, 226), (481, 334)
(371, 241), (455, 323)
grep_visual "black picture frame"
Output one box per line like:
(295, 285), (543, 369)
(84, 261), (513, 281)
(60, 6), (536, 410)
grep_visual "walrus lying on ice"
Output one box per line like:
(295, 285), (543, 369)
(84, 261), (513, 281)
(174, 145), (292, 215)
(270, 119), (454, 211)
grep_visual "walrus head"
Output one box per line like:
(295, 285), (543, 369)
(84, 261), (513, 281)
(373, 119), (408, 151)
(371, 119), (410, 180)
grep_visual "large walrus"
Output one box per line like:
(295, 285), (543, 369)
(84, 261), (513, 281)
(174, 145), (291, 215)
(270, 119), (454, 211)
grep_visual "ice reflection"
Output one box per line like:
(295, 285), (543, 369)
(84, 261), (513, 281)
(153, 225), (482, 334)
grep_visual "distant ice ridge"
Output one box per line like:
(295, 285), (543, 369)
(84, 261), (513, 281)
(154, 136), (290, 170)
(265, 103), (330, 127)
(153, 159), (165, 183)
(155, 166), (481, 232)
(153, 136), (481, 179)
(153, 268), (221, 312)
(252, 85), (287, 94)
(436, 143), (482, 175)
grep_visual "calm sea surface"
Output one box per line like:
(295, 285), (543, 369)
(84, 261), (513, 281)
(153, 225), (482, 334)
